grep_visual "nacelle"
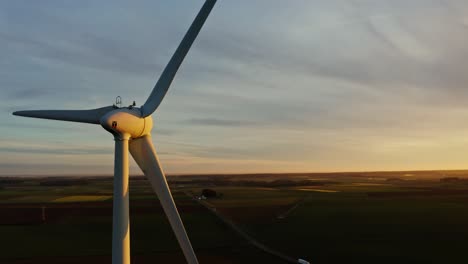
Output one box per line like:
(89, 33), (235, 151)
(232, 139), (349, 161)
(100, 108), (153, 139)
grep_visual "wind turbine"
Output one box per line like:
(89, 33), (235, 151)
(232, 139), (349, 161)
(12, 1), (217, 263)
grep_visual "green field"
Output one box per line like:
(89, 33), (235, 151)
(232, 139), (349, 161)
(1, 172), (468, 263)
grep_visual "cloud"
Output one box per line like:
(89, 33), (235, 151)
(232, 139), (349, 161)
(185, 118), (258, 127)
(0, 147), (109, 155)
(3, 0), (468, 174)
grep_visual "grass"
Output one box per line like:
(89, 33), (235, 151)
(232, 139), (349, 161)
(0, 184), (281, 263)
(52, 195), (112, 203)
(2, 175), (468, 263)
(237, 190), (468, 263)
(184, 182), (468, 263)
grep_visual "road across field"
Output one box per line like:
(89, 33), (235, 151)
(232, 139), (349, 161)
(188, 192), (302, 264)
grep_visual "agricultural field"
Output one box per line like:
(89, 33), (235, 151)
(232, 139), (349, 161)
(1, 171), (468, 263)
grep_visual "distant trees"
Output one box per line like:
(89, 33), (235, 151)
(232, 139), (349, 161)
(172, 179), (337, 188)
(440, 177), (460, 183)
(39, 179), (89, 186)
(201, 189), (217, 198)
(386, 177), (405, 183)
(0, 178), (25, 185)
(267, 179), (337, 187)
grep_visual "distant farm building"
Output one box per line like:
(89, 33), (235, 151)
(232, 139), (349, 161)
(202, 189), (217, 198)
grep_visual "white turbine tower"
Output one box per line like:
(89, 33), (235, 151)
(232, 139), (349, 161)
(13, 1), (217, 263)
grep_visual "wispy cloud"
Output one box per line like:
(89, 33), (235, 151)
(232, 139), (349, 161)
(0, 147), (109, 155)
(185, 118), (258, 127)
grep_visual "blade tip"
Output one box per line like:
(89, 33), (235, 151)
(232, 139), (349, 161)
(12, 111), (29, 117)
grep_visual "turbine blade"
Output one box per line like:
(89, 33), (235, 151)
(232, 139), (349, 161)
(140, 0), (217, 118)
(12, 106), (116, 124)
(129, 135), (198, 264)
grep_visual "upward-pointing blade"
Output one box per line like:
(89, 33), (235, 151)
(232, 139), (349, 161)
(140, 0), (217, 118)
(13, 106), (116, 124)
(129, 135), (198, 264)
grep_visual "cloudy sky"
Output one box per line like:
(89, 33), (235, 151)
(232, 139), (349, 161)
(2, 0), (468, 176)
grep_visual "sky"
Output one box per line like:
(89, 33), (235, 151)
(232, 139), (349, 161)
(2, 0), (468, 176)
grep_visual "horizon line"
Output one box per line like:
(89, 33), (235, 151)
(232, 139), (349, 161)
(2, 168), (468, 178)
